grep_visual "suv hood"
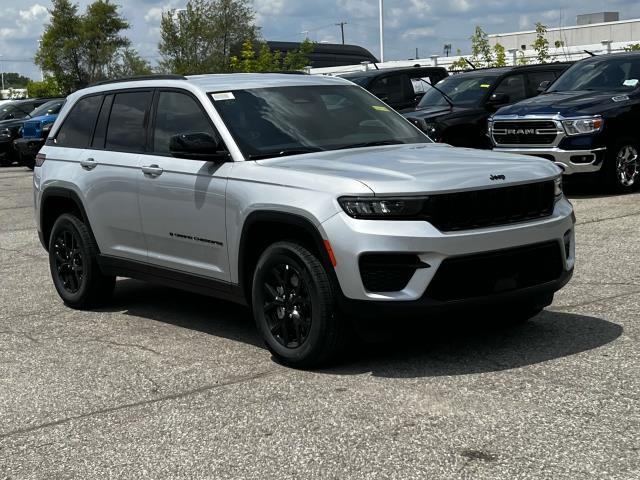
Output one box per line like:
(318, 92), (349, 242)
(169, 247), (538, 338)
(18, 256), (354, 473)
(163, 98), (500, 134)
(258, 143), (560, 195)
(495, 90), (636, 117)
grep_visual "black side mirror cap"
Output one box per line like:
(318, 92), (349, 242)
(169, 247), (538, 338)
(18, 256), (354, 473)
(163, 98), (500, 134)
(537, 80), (552, 93)
(169, 132), (230, 162)
(486, 92), (510, 107)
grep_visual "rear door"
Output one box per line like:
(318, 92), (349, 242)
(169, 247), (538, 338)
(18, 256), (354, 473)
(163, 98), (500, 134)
(370, 73), (415, 111)
(79, 90), (152, 262)
(138, 89), (231, 281)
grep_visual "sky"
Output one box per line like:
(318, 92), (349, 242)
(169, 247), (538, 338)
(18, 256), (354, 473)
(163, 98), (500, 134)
(2, 0), (640, 80)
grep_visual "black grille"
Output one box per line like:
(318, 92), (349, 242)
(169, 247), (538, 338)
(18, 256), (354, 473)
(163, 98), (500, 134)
(426, 241), (563, 302)
(493, 121), (558, 145)
(424, 181), (555, 232)
(360, 254), (426, 292)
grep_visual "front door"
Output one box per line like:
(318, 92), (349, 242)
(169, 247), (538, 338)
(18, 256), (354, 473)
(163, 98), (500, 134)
(138, 89), (231, 282)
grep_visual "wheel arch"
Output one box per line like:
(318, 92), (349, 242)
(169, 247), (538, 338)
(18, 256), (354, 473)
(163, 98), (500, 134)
(237, 210), (336, 301)
(40, 187), (96, 252)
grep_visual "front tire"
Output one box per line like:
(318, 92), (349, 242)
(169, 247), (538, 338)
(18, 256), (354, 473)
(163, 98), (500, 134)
(602, 140), (640, 193)
(48, 214), (115, 309)
(251, 241), (347, 368)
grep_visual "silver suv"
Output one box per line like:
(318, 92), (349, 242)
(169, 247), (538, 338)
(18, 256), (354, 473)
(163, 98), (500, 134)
(34, 73), (575, 367)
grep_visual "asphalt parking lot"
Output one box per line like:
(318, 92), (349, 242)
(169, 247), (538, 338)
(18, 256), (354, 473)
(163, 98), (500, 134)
(0, 165), (638, 480)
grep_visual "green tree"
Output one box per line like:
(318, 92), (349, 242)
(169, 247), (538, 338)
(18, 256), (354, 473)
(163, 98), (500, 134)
(159, 0), (259, 75)
(26, 77), (62, 97)
(470, 26), (493, 68)
(532, 22), (550, 63)
(231, 39), (314, 72)
(2, 73), (31, 89)
(35, 0), (135, 93)
(109, 47), (153, 78)
(493, 42), (507, 67)
(625, 43), (640, 51)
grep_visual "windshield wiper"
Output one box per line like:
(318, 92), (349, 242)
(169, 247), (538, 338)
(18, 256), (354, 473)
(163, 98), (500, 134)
(417, 78), (454, 109)
(247, 147), (325, 160)
(338, 140), (404, 150)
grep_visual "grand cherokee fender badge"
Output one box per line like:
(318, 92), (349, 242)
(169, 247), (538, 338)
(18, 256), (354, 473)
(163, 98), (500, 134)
(490, 174), (506, 181)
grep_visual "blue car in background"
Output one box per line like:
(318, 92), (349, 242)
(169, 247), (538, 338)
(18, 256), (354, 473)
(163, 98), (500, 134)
(14, 99), (65, 169)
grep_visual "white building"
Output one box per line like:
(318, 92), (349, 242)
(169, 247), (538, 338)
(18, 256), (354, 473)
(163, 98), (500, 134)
(310, 12), (640, 77)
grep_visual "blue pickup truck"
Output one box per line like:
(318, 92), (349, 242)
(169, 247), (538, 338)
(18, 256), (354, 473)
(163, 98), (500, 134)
(14, 98), (65, 169)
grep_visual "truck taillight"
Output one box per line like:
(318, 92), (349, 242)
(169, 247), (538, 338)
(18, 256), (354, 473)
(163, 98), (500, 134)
(35, 153), (46, 167)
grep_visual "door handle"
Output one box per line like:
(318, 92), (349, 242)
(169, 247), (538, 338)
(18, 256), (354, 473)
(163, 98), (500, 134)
(141, 164), (164, 177)
(80, 158), (97, 170)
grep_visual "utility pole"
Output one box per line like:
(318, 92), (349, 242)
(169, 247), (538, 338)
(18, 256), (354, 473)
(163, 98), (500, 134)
(0, 55), (4, 92)
(335, 22), (347, 44)
(379, 0), (385, 62)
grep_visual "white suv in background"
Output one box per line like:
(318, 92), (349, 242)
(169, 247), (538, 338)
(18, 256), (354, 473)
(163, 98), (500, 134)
(34, 73), (575, 368)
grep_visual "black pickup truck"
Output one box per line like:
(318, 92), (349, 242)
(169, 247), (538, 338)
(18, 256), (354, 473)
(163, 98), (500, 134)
(489, 52), (640, 192)
(404, 63), (572, 149)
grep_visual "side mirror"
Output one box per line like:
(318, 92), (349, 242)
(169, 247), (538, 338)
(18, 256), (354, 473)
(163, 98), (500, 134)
(537, 80), (551, 93)
(486, 92), (510, 107)
(169, 132), (230, 162)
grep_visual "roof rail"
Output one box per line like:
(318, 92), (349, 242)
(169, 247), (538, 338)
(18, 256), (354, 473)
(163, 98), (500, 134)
(90, 74), (188, 87)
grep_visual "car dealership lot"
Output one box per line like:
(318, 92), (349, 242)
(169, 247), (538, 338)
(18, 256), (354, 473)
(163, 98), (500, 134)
(0, 166), (638, 479)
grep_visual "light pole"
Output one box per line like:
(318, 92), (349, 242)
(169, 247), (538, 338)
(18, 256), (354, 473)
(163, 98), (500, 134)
(335, 22), (347, 44)
(0, 54), (4, 92)
(379, 0), (385, 62)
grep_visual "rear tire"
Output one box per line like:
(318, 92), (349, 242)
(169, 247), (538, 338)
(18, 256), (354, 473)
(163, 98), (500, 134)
(601, 140), (640, 193)
(251, 241), (347, 369)
(48, 214), (115, 309)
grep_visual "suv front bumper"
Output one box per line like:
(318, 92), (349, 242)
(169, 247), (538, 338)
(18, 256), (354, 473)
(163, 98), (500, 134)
(493, 146), (606, 175)
(322, 197), (575, 303)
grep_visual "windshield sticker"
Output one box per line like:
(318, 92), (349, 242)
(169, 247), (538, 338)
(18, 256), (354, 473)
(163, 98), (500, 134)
(480, 84), (491, 88)
(612, 95), (630, 102)
(373, 105), (390, 112)
(623, 79), (639, 87)
(211, 92), (235, 101)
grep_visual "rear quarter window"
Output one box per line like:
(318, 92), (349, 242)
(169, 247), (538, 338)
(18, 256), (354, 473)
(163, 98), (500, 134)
(55, 95), (103, 148)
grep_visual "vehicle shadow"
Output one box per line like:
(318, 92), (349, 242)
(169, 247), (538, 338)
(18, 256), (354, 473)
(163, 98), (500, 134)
(102, 279), (622, 379)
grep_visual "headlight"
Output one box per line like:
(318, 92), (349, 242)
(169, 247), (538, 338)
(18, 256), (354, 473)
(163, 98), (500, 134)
(338, 197), (424, 219)
(562, 116), (603, 136)
(554, 176), (563, 200)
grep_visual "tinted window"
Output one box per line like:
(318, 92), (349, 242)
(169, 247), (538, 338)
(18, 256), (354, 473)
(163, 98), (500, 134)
(493, 74), (527, 103)
(370, 74), (412, 105)
(153, 91), (215, 155)
(106, 91), (152, 153)
(56, 95), (102, 148)
(0, 104), (30, 121)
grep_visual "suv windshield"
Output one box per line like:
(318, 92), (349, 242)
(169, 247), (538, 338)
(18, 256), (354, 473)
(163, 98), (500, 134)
(417, 74), (497, 108)
(211, 85), (428, 159)
(30, 100), (64, 118)
(549, 57), (640, 92)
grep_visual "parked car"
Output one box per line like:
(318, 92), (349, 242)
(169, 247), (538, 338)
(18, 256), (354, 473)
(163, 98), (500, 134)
(489, 52), (640, 192)
(14, 99), (66, 169)
(35, 73), (574, 368)
(0, 98), (65, 167)
(340, 66), (449, 112)
(405, 63), (572, 149)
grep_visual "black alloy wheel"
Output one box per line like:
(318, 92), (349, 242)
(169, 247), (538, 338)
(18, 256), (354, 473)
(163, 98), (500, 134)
(251, 241), (348, 368)
(52, 227), (85, 294)
(48, 214), (115, 308)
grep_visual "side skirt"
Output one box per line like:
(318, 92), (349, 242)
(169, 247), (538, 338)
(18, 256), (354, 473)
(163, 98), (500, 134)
(97, 255), (247, 306)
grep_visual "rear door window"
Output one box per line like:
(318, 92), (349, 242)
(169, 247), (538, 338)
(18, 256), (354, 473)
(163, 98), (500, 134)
(370, 73), (413, 107)
(55, 95), (103, 148)
(105, 91), (153, 153)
